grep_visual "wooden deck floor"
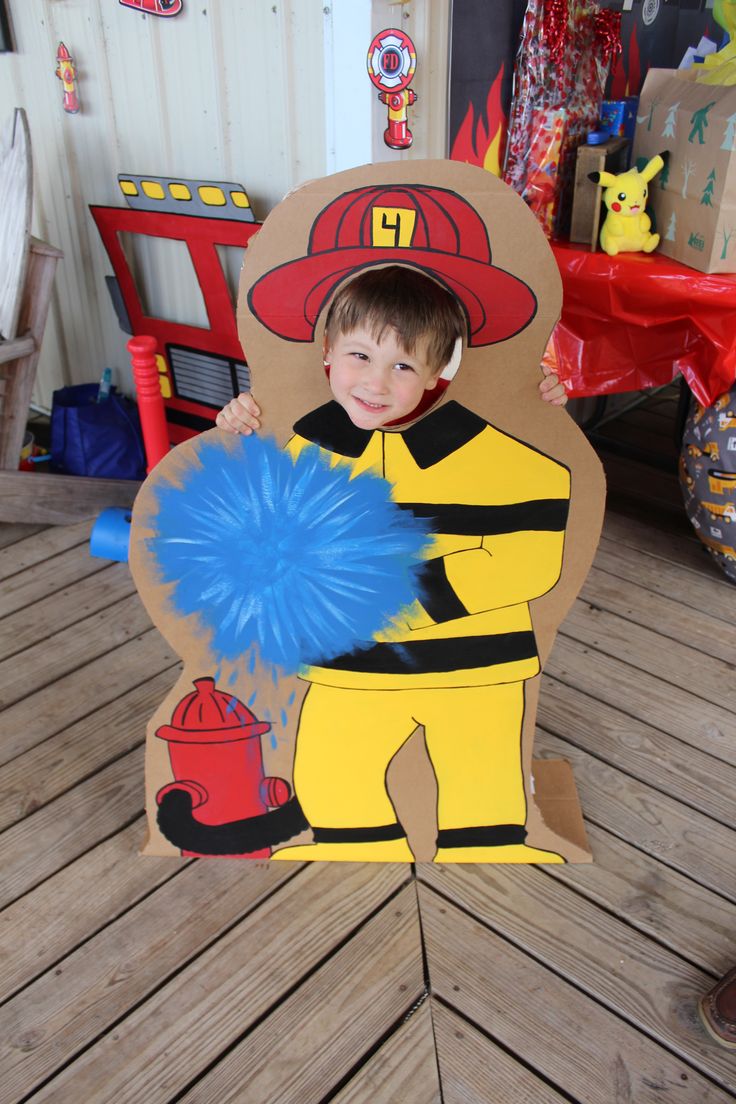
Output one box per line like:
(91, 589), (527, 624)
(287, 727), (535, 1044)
(2, 391), (735, 1103)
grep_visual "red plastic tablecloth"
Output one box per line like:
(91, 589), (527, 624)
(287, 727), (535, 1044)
(551, 241), (736, 408)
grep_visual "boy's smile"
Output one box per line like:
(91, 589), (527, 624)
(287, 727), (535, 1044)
(325, 326), (442, 430)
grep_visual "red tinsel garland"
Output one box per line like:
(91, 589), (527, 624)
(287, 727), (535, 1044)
(544, 0), (569, 67)
(594, 8), (622, 69)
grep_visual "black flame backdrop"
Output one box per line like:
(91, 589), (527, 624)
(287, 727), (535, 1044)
(449, 0), (723, 170)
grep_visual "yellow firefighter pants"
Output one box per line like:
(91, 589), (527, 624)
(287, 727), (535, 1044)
(291, 680), (527, 832)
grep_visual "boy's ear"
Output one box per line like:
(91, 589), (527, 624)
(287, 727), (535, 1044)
(322, 333), (331, 365)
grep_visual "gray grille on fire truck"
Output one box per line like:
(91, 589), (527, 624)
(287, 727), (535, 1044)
(167, 345), (251, 409)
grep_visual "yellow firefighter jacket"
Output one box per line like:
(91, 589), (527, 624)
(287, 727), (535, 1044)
(287, 399), (570, 691)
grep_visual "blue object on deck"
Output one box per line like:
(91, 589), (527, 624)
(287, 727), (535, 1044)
(90, 507), (132, 562)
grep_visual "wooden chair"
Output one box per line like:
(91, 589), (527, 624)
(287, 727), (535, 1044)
(0, 237), (140, 524)
(0, 107), (140, 523)
(0, 235), (62, 470)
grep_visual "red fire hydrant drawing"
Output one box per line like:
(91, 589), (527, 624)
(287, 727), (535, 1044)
(367, 28), (417, 150)
(55, 43), (80, 115)
(155, 677), (298, 858)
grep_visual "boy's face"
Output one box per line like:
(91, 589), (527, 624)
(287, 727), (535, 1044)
(325, 326), (443, 430)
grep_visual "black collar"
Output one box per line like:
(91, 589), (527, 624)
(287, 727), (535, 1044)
(292, 400), (487, 470)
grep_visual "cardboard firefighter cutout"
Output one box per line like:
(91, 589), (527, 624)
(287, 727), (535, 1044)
(130, 160), (606, 864)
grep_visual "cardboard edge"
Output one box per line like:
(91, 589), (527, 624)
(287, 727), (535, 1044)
(529, 757), (592, 863)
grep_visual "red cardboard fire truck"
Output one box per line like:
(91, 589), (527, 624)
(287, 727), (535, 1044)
(91, 173), (261, 445)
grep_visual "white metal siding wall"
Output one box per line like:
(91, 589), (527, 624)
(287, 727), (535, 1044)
(0, 0), (448, 408)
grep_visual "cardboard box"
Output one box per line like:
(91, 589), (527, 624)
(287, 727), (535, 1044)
(570, 137), (629, 250)
(633, 68), (736, 273)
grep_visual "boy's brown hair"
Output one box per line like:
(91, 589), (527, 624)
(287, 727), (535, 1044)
(324, 265), (467, 373)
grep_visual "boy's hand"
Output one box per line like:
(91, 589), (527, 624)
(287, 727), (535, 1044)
(539, 364), (569, 407)
(215, 392), (261, 434)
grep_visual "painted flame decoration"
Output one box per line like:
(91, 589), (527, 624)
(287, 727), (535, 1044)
(450, 69), (507, 177)
(609, 19), (642, 99)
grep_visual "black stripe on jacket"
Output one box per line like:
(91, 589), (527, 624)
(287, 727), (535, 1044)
(399, 498), (569, 535)
(317, 631), (537, 676)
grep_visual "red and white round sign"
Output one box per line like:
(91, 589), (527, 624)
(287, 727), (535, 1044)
(366, 29), (417, 93)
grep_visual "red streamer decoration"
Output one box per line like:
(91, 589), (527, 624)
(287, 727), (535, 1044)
(594, 9), (622, 69)
(544, 0), (569, 66)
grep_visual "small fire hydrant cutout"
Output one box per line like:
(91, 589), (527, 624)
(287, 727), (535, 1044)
(367, 28), (417, 150)
(55, 43), (80, 115)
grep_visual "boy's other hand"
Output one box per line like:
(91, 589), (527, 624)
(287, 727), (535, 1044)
(539, 364), (569, 407)
(216, 392), (261, 434)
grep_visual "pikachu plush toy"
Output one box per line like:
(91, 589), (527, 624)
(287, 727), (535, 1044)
(589, 153), (665, 256)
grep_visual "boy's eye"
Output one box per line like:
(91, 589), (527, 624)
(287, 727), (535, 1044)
(351, 352), (368, 361)
(394, 362), (415, 373)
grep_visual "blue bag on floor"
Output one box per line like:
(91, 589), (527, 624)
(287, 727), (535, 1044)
(50, 383), (147, 480)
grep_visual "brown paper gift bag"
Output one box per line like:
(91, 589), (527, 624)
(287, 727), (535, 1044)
(632, 67), (736, 273)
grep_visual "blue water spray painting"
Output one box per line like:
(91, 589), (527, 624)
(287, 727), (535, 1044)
(148, 434), (432, 674)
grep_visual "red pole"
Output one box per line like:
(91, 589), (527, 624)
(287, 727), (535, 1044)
(127, 335), (170, 472)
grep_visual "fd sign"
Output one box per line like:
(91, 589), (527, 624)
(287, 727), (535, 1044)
(367, 29), (416, 93)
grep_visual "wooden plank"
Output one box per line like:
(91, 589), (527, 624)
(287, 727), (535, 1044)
(420, 866), (736, 1095)
(0, 333), (34, 364)
(560, 599), (736, 713)
(0, 471), (139, 524)
(0, 108), (31, 344)
(614, 397), (680, 426)
(0, 626), (177, 762)
(546, 822), (736, 973)
(0, 587), (154, 706)
(538, 675), (736, 826)
(332, 1000), (440, 1104)
(0, 237), (63, 466)
(581, 565), (736, 665)
(546, 634), (736, 765)
(0, 666), (178, 832)
(607, 392), (679, 420)
(0, 747), (144, 909)
(0, 859), (303, 1104)
(613, 403), (678, 435)
(537, 733), (736, 900)
(10, 865), (411, 1104)
(593, 419), (678, 459)
(570, 138), (628, 249)
(0, 591), (153, 708)
(174, 887), (425, 1104)
(0, 519), (90, 579)
(0, 523), (46, 551)
(0, 819), (181, 1001)
(603, 486), (690, 538)
(602, 510), (721, 579)
(0, 562), (137, 663)
(600, 452), (683, 513)
(420, 885), (735, 1104)
(0, 541), (109, 619)
(432, 1001), (569, 1104)
(594, 535), (736, 625)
